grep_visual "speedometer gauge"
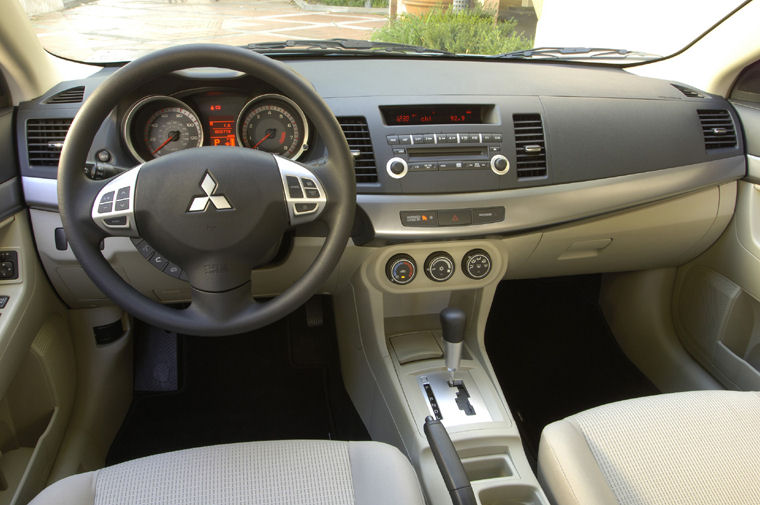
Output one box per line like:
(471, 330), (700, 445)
(237, 94), (309, 160)
(123, 96), (203, 162)
(144, 107), (203, 157)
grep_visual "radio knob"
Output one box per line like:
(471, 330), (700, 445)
(386, 157), (408, 179)
(490, 155), (510, 175)
(424, 252), (455, 282)
(386, 254), (416, 285)
(462, 249), (492, 280)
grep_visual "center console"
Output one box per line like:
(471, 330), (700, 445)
(332, 238), (549, 505)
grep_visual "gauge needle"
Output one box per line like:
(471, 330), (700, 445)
(152, 130), (180, 155)
(253, 129), (276, 149)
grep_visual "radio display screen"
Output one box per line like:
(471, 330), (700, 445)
(380, 105), (487, 125)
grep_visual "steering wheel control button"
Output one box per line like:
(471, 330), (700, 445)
(149, 254), (169, 271)
(134, 240), (155, 259)
(100, 191), (115, 204)
(286, 176), (303, 198)
(386, 254), (416, 285)
(98, 202), (113, 214)
(165, 263), (182, 278)
(438, 209), (472, 226)
(400, 211), (438, 227)
(463, 249), (492, 280)
(276, 156), (327, 226)
(96, 149), (112, 163)
(104, 216), (128, 227)
(490, 154), (510, 175)
(386, 157), (408, 179)
(117, 187), (131, 200)
(425, 252), (455, 282)
(473, 207), (505, 224)
(294, 203), (318, 214)
(114, 200), (130, 211)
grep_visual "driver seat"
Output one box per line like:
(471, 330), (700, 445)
(29, 440), (425, 505)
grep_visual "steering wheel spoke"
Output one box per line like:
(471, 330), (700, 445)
(275, 155), (328, 226)
(91, 165), (142, 237)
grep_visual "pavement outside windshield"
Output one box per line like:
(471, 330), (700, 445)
(30, 0), (389, 62)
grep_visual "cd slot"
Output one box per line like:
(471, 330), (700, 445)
(407, 147), (486, 158)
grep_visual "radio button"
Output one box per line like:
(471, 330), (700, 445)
(447, 134), (458, 143)
(399, 135), (412, 145)
(423, 134), (435, 144)
(438, 161), (465, 170)
(413, 134), (425, 144)
(387, 135), (399, 145)
(489, 146), (502, 154)
(491, 155), (510, 175)
(387, 157), (408, 179)
(435, 134), (450, 143)
(493, 134), (503, 142)
(409, 162), (437, 172)
(482, 133), (493, 142)
(392, 148), (406, 155)
(472, 161), (490, 169)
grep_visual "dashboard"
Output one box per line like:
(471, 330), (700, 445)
(14, 57), (748, 306)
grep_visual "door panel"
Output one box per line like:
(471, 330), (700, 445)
(672, 75), (760, 389)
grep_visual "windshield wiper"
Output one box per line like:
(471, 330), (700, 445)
(244, 39), (455, 56)
(493, 47), (661, 61)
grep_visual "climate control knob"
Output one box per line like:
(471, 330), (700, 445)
(424, 252), (455, 282)
(386, 157), (408, 179)
(490, 154), (510, 175)
(386, 254), (417, 285)
(462, 249), (492, 280)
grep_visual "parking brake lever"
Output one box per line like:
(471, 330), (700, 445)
(424, 416), (477, 505)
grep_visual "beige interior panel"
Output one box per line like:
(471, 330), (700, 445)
(512, 184), (735, 280)
(674, 181), (760, 390)
(0, 212), (74, 505)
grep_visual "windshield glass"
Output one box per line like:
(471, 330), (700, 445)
(25, 0), (746, 63)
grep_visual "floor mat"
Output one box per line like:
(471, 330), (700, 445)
(107, 297), (369, 465)
(485, 275), (659, 468)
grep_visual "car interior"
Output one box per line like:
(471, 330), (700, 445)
(1, 0), (760, 504)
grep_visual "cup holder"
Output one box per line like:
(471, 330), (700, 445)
(478, 484), (543, 505)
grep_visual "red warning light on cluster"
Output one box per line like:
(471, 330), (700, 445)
(210, 105), (222, 111)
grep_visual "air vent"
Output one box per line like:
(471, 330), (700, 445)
(672, 84), (704, 98)
(45, 86), (85, 104)
(337, 116), (377, 183)
(26, 118), (72, 166)
(697, 109), (737, 150)
(512, 113), (547, 178)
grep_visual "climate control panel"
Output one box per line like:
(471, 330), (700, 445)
(384, 248), (492, 285)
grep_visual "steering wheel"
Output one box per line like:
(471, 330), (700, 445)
(58, 44), (356, 336)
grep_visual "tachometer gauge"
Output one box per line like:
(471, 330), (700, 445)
(237, 94), (309, 160)
(123, 96), (203, 162)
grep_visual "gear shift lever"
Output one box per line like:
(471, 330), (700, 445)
(440, 307), (466, 383)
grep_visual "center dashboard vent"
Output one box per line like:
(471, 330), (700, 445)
(337, 116), (377, 183)
(697, 109), (737, 150)
(26, 118), (73, 166)
(512, 113), (547, 178)
(45, 86), (85, 104)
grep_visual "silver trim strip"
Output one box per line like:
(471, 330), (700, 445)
(358, 156), (746, 240)
(746, 154), (760, 184)
(23, 156), (746, 239)
(22, 176), (58, 211)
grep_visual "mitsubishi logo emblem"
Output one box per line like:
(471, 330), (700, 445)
(188, 172), (233, 212)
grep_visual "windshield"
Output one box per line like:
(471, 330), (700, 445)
(25, 0), (746, 64)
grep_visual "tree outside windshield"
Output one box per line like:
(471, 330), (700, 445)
(22, 0), (746, 63)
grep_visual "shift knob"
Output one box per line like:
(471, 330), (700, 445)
(440, 307), (466, 378)
(440, 307), (466, 344)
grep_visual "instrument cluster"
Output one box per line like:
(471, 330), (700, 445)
(122, 90), (310, 163)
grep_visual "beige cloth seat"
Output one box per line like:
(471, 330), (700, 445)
(30, 440), (425, 505)
(538, 390), (760, 505)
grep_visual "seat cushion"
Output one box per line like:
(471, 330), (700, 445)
(30, 440), (425, 505)
(538, 390), (760, 505)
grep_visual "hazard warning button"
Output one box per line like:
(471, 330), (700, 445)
(438, 209), (472, 226)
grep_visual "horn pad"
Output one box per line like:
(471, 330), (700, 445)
(134, 146), (289, 291)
